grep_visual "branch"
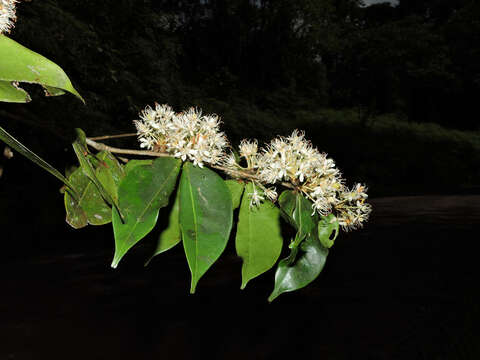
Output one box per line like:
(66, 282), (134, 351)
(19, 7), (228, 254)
(85, 138), (295, 190)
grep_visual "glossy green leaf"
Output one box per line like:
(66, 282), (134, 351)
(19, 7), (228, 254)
(124, 159), (153, 174)
(0, 35), (83, 102)
(225, 179), (245, 209)
(236, 183), (283, 289)
(179, 162), (233, 293)
(111, 157), (181, 268)
(268, 230), (329, 302)
(64, 166), (112, 227)
(0, 80), (30, 102)
(146, 189), (182, 266)
(318, 214), (339, 249)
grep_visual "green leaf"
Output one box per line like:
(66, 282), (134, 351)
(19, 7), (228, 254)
(75, 128), (88, 149)
(268, 231), (329, 302)
(225, 179), (245, 209)
(0, 80), (30, 102)
(124, 159), (153, 174)
(95, 151), (125, 203)
(292, 193), (317, 242)
(0, 35), (83, 102)
(278, 190), (296, 219)
(179, 162), (233, 293)
(279, 190), (317, 249)
(64, 188), (88, 229)
(64, 150), (124, 228)
(145, 189), (182, 266)
(72, 141), (117, 210)
(236, 183), (283, 289)
(43, 85), (65, 97)
(64, 166), (112, 227)
(111, 157), (181, 268)
(318, 214), (339, 249)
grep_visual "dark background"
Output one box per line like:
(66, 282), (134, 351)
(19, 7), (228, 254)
(0, 0), (479, 359)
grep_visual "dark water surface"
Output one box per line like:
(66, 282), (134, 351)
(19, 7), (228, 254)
(1, 194), (479, 359)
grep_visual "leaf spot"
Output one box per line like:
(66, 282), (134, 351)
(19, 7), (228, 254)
(197, 187), (208, 204)
(187, 229), (196, 240)
(27, 65), (41, 76)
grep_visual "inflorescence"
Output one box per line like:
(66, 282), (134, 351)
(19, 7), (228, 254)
(134, 103), (228, 168)
(134, 103), (372, 231)
(0, 0), (17, 34)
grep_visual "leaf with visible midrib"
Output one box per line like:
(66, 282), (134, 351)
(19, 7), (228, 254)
(111, 157), (181, 268)
(64, 165), (111, 227)
(95, 151), (125, 203)
(269, 191), (328, 302)
(179, 162), (233, 293)
(268, 231), (329, 302)
(72, 141), (118, 213)
(236, 183), (283, 289)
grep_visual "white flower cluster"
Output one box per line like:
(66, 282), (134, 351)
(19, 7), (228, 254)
(0, 0), (17, 34)
(223, 130), (371, 230)
(335, 184), (372, 231)
(134, 103), (228, 168)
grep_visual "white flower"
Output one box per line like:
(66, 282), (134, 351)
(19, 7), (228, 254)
(201, 114), (220, 131)
(248, 185), (265, 208)
(226, 153), (238, 166)
(239, 139), (258, 158)
(264, 187), (278, 202)
(0, 0), (17, 34)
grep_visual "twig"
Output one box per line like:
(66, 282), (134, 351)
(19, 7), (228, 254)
(86, 138), (170, 158)
(88, 133), (137, 141)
